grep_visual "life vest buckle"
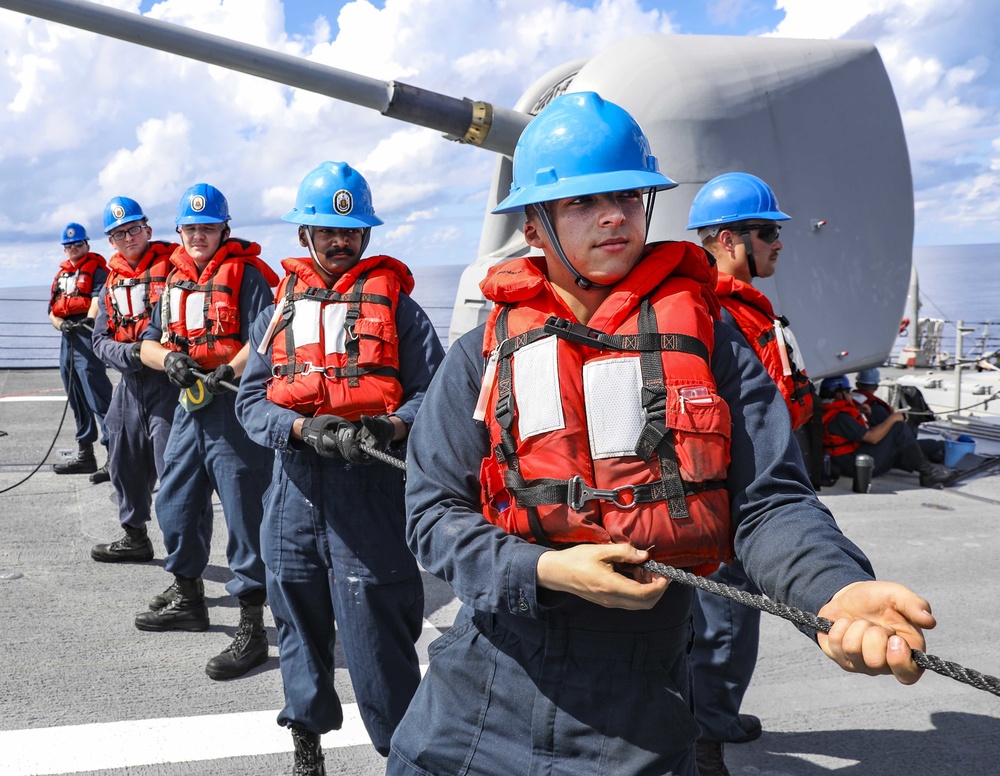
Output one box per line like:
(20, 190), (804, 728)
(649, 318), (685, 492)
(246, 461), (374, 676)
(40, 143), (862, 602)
(566, 475), (638, 512)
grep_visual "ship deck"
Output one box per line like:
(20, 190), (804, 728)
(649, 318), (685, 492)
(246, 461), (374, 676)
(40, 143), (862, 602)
(1, 368), (998, 776)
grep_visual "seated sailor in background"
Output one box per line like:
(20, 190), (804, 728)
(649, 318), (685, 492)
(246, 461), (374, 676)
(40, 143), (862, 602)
(821, 375), (952, 487)
(854, 368), (943, 463)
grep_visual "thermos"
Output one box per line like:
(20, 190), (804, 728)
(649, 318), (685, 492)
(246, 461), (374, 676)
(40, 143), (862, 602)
(853, 454), (874, 493)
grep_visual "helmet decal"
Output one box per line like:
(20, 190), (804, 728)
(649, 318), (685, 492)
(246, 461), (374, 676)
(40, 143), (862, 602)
(66, 227), (77, 238)
(190, 195), (206, 213)
(333, 190), (354, 216)
(111, 205), (125, 220)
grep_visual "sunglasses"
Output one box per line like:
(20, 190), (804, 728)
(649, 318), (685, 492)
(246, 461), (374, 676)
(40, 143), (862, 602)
(63, 240), (87, 250)
(736, 224), (782, 244)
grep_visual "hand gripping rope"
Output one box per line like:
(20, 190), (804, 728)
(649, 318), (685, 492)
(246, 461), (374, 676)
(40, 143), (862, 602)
(641, 559), (1000, 697)
(207, 376), (1000, 697)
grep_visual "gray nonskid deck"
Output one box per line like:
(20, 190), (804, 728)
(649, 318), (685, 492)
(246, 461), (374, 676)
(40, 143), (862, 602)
(1, 369), (998, 775)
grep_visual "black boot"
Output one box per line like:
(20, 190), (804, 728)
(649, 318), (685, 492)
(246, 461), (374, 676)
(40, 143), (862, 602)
(290, 725), (326, 776)
(696, 739), (731, 776)
(89, 460), (110, 484)
(53, 442), (97, 475)
(91, 523), (154, 563)
(917, 460), (955, 488)
(148, 577), (205, 611)
(135, 575), (209, 632)
(204, 597), (269, 680)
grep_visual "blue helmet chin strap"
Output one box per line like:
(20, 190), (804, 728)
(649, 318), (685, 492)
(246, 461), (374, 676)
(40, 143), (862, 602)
(535, 190), (656, 291)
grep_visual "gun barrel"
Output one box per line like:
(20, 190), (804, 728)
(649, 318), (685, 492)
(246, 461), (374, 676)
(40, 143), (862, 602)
(0, 0), (529, 154)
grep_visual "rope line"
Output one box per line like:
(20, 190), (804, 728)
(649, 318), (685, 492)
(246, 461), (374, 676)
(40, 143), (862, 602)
(641, 560), (1000, 697)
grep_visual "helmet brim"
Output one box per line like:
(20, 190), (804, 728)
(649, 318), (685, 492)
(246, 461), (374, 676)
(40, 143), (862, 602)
(281, 210), (383, 228)
(492, 170), (677, 215)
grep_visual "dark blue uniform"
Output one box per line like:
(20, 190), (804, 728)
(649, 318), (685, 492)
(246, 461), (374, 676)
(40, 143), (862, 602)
(92, 287), (179, 530)
(53, 265), (113, 449)
(142, 266), (274, 598)
(236, 291), (444, 754)
(387, 321), (875, 776)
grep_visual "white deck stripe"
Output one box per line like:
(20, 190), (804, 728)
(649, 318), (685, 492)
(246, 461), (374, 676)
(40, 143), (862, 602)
(0, 396), (69, 402)
(0, 618), (442, 776)
(0, 706), (369, 775)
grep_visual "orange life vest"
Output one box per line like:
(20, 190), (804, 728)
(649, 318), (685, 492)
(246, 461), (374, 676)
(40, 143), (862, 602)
(49, 252), (108, 317)
(163, 239), (279, 369)
(103, 241), (176, 343)
(477, 242), (734, 570)
(715, 274), (814, 429)
(264, 255), (413, 421)
(821, 398), (867, 457)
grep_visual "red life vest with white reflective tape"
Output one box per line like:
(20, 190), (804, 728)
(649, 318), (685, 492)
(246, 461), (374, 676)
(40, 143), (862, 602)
(163, 239), (279, 369)
(821, 398), (867, 457)
(49, 252), (107, 317)
(478, 243), (734, 570)
(715, 274), (814, 429)
(103, 241), (176, 343)
(264, 255), (412, 421)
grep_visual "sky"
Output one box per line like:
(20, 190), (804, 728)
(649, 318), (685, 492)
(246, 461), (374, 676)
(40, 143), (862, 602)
(0, 0), (997, 288)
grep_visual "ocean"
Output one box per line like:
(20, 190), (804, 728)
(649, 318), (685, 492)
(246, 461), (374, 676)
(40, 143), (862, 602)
(2, 244), (998, 369)
(0, 263), (466, 370)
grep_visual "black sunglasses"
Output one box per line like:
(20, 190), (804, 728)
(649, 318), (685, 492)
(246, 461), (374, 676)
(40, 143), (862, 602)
(736, 224), (782, 244)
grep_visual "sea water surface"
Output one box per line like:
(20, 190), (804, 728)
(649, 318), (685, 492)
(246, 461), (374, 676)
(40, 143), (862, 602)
(2, 244), (998, 369)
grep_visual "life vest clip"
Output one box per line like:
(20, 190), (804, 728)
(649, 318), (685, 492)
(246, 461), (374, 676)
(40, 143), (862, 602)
(566, 475), (637, 512)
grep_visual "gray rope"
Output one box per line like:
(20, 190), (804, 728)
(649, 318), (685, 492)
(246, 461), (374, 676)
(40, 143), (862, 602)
(197, 366), (1000, 694)
(642, 559), (1000, 698)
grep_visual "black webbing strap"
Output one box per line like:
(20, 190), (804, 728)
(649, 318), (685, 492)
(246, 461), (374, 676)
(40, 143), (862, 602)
(509, 474), (725, 511)
(543, 316), (709, 360)
(343, 273), (368, 387)
(634, 299), (690, 520)
(276, 274), (299, 383)
(492, 306), (550, 546)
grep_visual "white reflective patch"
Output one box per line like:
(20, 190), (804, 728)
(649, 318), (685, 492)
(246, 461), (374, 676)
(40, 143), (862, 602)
(513, 336), (563, 439)
(112, 286), (133, 316)
(58, 274), (77, 295)
(183, 290), (205, 331)
(129, 284), (147, 316)
(292, 299), (323, 348)
(322, 303), (348, 355)
(584, 357), (644, 459)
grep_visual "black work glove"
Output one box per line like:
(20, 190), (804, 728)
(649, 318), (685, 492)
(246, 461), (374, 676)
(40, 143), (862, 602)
(78, 316), (95, 333)
(163, 351), (201, 389)
(358, 414), (396, 452)
(204, 364), (236, 395)
(300, 415), (351, 458)
(335, 423), (369, 464)
(59, 319), (77, 333)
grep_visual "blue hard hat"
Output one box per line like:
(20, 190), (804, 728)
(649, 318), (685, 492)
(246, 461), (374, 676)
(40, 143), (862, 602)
(492, 91), (677, 215)
(103, 196), (147, 234)
(686, 172), (790, 230)
(820, 375), (851, 394)
(856, 368), (881, 385)
(61, 222), (89, 244)
(175, 183), (230, 225)
(282, 161), (383, 228)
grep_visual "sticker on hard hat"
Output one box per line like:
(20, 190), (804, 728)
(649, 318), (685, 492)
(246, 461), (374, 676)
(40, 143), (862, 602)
(191, 195), (206, 212)
(333, 190), (354, 215)
(66, 227), (77, 237)
(112, 205), (125, 219)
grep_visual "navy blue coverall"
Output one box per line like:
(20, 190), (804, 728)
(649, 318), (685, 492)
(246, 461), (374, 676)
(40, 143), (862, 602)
(142, 266), (274, 599)
(236, 289), (444, 754)
(387, 320), (876, 776)
(52, 265), (113, 449)
(92, 283), (179, 530)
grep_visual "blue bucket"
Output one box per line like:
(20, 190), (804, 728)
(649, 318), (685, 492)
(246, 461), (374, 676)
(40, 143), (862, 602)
(943, 434), (976, 467)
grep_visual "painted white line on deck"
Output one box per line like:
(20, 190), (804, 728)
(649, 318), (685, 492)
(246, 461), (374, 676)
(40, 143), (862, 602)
(0, 396), (67, 402)
(0, 706), (368, 775)
(0, 620), (441, 775)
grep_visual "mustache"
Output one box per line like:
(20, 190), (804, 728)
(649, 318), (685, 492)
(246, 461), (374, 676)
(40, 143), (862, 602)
(323, 245), (356, 259)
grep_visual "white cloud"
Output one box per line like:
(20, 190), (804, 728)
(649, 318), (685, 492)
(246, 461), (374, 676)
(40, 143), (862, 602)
(0, 0), (997, 288)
